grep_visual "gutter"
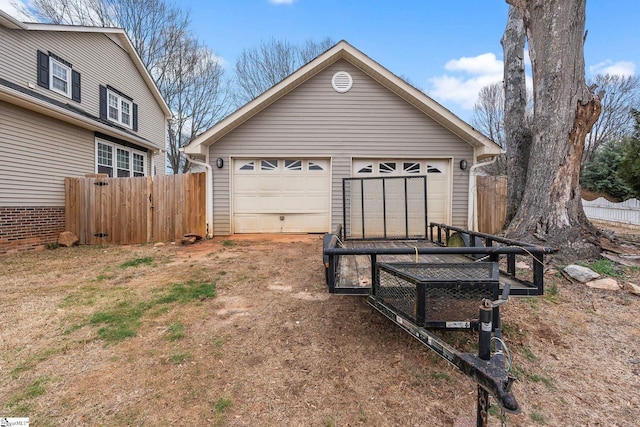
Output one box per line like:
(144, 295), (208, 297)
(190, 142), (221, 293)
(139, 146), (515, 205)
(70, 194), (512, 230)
(185, 154), (213, 239)
(467, 156), (498, 231)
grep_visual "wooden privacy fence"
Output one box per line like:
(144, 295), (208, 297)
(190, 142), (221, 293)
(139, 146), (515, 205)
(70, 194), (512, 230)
(476, 175), (507, 234)
(65, 173), (206, 245)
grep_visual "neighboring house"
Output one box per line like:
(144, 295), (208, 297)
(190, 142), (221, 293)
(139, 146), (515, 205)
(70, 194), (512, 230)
(184, 40), (503, 237)
(0, 10), (171, 253)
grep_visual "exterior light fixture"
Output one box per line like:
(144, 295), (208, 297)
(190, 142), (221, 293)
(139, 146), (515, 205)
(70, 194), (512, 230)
(459, 159), (468, 170)
(216, 157), (224, 168)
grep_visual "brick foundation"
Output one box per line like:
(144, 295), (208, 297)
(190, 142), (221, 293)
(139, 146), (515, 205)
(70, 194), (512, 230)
(0, 207), (66, 254)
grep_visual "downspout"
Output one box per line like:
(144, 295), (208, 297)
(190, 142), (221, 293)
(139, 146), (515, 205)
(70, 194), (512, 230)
(467, 156), (497, 231)
(185, 155), (213, 239)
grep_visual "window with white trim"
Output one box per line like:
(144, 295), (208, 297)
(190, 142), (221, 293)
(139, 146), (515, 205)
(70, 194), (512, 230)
(379, 162), (397, 174)
(285, 160), (302, 171)
(96, 140), (146, 177)
(50, 57), (71, 97)
(260, 159), (279, 171)
(107, 89), (133, 128)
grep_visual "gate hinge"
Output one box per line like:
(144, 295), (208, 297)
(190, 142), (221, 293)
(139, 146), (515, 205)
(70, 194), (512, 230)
(94, 233), (109, 238)
(94, 181), (108, 186)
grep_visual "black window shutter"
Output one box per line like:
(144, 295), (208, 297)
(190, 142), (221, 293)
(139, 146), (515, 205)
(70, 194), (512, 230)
(72, 70), (81, 102)
(132, 103), (138, 131)
(37, 50), (49, 88)
(99, 85), (107, 119)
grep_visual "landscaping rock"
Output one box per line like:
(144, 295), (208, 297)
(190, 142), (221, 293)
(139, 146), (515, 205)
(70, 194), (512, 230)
(516, 261), (530, 270)
(626, 282), (640, 296)
(563, 264), (600, 283)
(58, 231), (79, 247)
(181, 235), (197, 245)
(153, 242), (165, 247)
(585, 278), (620, 291)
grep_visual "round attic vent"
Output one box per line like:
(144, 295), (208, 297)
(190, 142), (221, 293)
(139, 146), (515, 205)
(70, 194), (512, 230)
(331, 71), (353, 93)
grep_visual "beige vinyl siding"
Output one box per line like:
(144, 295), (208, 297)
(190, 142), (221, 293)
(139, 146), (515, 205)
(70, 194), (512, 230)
(0, 101), (94, 206)
(0, 26), (166, 147)
(208, 60), (472, 235)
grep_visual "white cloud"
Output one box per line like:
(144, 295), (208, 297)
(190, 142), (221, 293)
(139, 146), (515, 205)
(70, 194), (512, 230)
(268, 0), (296, 5)
(428, 53), (504, 110)
(589, 60), (635, 77)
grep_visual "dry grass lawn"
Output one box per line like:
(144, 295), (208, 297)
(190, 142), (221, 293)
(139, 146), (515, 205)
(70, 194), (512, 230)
(1, 233), (639, 426)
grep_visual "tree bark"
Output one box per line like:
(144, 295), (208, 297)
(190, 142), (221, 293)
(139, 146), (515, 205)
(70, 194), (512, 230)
(502, 5), (532, 225)
(505, 0), (602, 260)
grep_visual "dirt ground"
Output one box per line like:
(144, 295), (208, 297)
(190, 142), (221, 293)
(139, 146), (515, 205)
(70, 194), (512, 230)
(1, 230), (639, 426)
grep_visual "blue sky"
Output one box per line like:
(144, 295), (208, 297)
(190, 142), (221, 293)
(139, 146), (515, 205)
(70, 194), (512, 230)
(2, 0), (638, 121)
(178, 0), (640, 120)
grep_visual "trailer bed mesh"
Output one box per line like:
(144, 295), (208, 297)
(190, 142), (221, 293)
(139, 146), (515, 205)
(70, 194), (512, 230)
(375, 262), (499, 327)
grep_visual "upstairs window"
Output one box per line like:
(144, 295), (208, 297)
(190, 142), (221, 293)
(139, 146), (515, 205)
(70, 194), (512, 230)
(100, 85), (138, 131)
(107, 89), (133, 128)
(37, 50), (81, 102)
(50, 58), (71, 97)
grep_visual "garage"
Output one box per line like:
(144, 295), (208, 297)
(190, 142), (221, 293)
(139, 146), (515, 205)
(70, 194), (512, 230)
(351, 159), (451, 237)
(232, 158), (331, 233)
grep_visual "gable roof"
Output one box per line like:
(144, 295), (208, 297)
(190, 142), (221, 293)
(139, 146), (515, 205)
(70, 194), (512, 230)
(184, 40), (503, 160)
(0, 9), (171, 117)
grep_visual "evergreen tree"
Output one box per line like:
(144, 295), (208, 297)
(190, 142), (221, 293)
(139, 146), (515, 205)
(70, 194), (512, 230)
(618, 110), (640, 198)
(581, 140), (632, 200)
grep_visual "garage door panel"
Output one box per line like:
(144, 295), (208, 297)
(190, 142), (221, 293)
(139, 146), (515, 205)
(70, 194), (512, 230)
(233, 159), (330, 233)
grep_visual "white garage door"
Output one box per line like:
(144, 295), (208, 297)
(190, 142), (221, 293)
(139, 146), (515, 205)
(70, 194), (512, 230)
(233, 159), (330, 233)
(352, 159), (451, 235)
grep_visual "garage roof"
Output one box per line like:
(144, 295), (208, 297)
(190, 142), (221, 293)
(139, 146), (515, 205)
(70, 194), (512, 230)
(184, 40), (504, 160)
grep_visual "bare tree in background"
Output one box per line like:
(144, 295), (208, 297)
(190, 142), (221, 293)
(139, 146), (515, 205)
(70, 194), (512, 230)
(504, 0), (601, 260)
(234, 37), (334, 105)
(20, 0), (113, 25)
(20, 0), (231, 174)
(583, 74), (640, 162)
(163, 37), (229, 173)
(472, 82), (506, 147)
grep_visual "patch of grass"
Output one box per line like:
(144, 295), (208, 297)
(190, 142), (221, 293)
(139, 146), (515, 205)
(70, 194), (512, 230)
(358, 403), (367, 423)
(430, 371), (452, 381)
(88, 281), (215, 342)
(544, 282), (560, 303)
(11, 349), (60, 378)
(214, 397), (233, 413)
(167, 321), (186, 341)
(530, 411), (546, 424)
(119, 256), (155, 268)
(522, 346), (537, 362)
(170, 352), (191, 364)
(323, 415), (337, 427)
(579, 259), (620, 277)
(90, 300), (149, 342)
(213, 397), (233, 426)
(488, 404), (500, 417)
(221, 239), (235, 247)
(528, 374), (555, 391)
(7, 377), (49, 408)
(154, 280), (216, 304)
(45, 242), (59, 250)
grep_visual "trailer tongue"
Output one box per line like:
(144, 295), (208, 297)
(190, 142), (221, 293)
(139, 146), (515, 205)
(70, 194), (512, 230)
(323, 223), (556, 426)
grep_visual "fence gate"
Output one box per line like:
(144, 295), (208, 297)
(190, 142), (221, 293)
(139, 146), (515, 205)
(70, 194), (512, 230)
(65, 173), (206, 245)
(343, 175), (428, 240)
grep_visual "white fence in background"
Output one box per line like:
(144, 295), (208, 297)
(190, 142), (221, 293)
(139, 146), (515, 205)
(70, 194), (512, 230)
(582, 197), (640, 229)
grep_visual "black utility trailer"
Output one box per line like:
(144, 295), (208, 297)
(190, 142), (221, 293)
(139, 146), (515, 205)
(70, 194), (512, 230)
(322, 176), (556, 426)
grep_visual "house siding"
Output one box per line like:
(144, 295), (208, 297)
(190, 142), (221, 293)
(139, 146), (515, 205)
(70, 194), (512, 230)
(0, 25), (166, 147)
(0, 101), (95, 206)
(207, 60), (472, 235)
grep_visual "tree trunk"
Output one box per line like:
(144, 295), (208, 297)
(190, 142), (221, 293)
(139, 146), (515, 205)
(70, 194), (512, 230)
(502, 5), (532, 225)
(505, 0), (601, 261)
